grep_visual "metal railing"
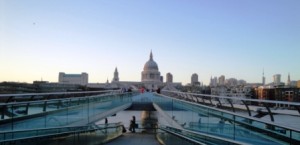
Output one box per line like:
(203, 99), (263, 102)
(0, 91), (136, 132)
(156, 91), (300, 145)
(0, 122), (124, 144)
(162, 90), (300, 120)
(158, 125), (248, 145)
(0, 90), (122, 103)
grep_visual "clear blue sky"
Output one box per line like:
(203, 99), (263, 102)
(0, 0), (299, 85)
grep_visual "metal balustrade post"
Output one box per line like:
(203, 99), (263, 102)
(195, 96), (201, 103)
(43, 101), (47, 112)
(77, 98), (80, 105)
(87, 97), (90, 124)
(11, 105), (14, 131)
(216, 98), (222, 108)
(233, 116), (236, 140)
(241, 100), (252, 117)
(25, 103), (30, 115)
(227, 99), (235, 113)
(201, 97), (205, 103)
(294, 105), (300, 115)
(57, 100), (61, 109)
(208, 97), (213, 106)
(1, 105), (5, 119)
(263, 103), (274, 122)
(6, 96), (14, 103)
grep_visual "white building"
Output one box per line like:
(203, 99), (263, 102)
(237, 79), (247, 86)
(218, 75), (225, 86)
(226, 78), (238, 86)
(191, 73), (199, 85)
(273, 74), (281, 86)
(59, 72), (88, 85)
(210, 76), (218, 87)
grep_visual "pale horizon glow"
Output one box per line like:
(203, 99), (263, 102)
(0, 0), (300, 85)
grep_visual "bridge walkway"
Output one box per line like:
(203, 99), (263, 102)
(105, 133), (160, 145)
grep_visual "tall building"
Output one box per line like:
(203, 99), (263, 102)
(262, 69), (266, 85)
(226, 78), (238, 86)
(287, 73), (291, 86)
(166, 73), (173, 83)
(273, 74), (281, 85)
(59, 72), (88, 85)
(210, 76), (218, 87)
(160, 76), (164, 82)
(191, 73), (199, 85)
(112, 67), (119, 82)
(218, 75), (225, 86)
(141, 51), (162, 90)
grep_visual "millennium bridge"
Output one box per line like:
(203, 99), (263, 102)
(0, 90), (299, 145)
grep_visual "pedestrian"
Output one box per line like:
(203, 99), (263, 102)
(104, 118), (108, 133)
(156, 88), (161, 94)
(129, 116), (136, 133)
(105, 118), (108, 124)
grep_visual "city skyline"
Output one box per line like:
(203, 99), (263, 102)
(1, 0), (300, 85)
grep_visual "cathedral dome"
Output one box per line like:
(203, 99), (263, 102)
(143, 51), (159, 71)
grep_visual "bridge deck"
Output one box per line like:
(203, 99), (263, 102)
(105, 133), (160, 145)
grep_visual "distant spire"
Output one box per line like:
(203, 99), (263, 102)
(287, 73), (291, 86)
(262, 68), (265, 85)
(150, 50), (153, 60)
(113, 67), (119, 82)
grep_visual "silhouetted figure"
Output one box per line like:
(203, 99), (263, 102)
(129, 116), (136, 132)
(156, 88), (161, 94)
(128, 88), (132, 92)
(104, 118), (108, 133)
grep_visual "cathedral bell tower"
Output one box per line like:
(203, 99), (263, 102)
(112, 67), (119, 82)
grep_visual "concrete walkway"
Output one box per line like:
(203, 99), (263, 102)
(105, 133), (160, 145)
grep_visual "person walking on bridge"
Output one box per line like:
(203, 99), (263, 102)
(129, 116), (136, 133)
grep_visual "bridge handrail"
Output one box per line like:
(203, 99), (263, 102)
(156, 92), (300, 133)
(0, 90), (121, 97)
(0, 122), (123, 143)
(0, 91), (134, 106)
(159, 125), (249, 145)
(163, 90), (300, 106)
